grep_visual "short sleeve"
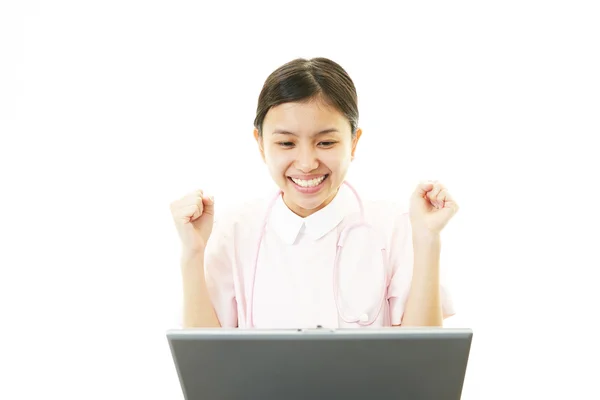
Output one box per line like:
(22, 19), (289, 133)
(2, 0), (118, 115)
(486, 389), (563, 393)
(387, 210), (455, 325)
(203, 216), (238, 328)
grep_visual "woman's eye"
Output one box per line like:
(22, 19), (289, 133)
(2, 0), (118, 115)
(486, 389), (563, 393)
(319, 141), (337, 147)
(276, 141), (337, 148)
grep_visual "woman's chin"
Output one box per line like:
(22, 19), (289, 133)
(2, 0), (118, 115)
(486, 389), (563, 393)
(282, 185), (336, 217)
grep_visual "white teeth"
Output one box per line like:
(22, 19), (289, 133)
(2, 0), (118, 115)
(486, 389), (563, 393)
(291, 175), (326, 187)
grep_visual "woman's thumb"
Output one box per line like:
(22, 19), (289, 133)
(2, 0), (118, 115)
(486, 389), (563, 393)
(202, 194), (215, 216)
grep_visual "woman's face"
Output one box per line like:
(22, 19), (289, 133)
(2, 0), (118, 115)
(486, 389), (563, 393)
(255, 97), (361, 217)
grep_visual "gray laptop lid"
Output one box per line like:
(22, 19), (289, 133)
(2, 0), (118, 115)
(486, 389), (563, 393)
(167, 327), (472, 400)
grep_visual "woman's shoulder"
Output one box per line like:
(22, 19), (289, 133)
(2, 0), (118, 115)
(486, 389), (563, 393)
(348, 186), (412, 235)
(347, 189), (413, 250)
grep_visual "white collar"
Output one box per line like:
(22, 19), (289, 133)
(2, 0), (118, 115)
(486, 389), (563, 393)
(267, 183), (359, 245)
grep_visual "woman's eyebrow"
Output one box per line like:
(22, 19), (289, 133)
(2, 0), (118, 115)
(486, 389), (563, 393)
(272, 128), (339, 137)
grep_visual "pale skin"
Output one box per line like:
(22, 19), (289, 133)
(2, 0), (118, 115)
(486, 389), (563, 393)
(170, 95), (459, 328)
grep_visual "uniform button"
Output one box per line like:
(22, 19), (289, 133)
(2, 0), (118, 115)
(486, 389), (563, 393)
(359, 314), (369, 322)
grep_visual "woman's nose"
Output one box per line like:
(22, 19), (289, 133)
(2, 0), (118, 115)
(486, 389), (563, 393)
(295, 147), (319, 172)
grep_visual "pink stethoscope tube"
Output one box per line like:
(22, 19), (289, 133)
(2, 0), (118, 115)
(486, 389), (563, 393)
(246, 181), (388, 328)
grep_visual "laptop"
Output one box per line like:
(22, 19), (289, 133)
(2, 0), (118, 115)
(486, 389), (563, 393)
(167, 327), (473, 400)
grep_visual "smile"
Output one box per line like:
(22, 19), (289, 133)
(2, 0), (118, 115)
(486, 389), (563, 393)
(289, 175), (327, 188)
(287, 174), (329, 194)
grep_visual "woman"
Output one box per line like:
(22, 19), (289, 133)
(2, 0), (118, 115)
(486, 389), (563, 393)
(170, 57), (458, 329)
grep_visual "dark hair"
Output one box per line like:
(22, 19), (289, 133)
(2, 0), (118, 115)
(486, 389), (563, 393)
(253, 57), (359, 138)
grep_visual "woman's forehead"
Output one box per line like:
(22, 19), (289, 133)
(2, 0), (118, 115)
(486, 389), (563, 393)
(263, 101), (350, 136)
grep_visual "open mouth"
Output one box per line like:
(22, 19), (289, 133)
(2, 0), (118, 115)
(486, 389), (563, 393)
(287, 174), (329, 193)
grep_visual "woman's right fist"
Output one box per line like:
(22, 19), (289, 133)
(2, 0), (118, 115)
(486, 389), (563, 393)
(170, 190), (215, 252)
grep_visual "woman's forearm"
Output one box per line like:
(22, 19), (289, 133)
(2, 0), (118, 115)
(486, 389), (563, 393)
(400, 233), (443, 327)
(181, 250), (221, 328)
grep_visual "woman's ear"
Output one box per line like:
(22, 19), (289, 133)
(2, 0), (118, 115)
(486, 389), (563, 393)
(351, 128), (362, 160)
(254, 128), (266, 162)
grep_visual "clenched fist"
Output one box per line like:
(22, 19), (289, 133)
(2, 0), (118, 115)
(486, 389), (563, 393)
(409, 181), (459, 236)
(170, 190), (215, 253)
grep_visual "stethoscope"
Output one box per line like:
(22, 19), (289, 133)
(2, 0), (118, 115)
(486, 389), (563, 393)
(246, 181), (389, 328)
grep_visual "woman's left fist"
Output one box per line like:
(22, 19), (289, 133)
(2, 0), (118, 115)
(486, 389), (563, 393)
(409, 181), (459, 235)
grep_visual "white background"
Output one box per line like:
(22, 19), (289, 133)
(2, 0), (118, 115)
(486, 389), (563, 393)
(1, 1), (599, 399)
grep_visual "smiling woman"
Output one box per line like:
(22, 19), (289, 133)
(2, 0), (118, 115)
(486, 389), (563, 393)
(252, 58), (362, 217)
(255, 102), (360, 215)
(170, 57), (459, 330)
